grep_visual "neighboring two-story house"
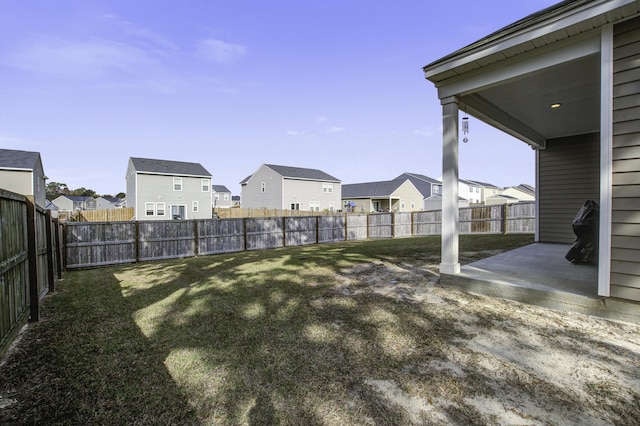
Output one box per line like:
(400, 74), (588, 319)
(240, 164), (341, 212)
(342, 178), (424, 213)
(52, 195), (97, 212)
(212, 185), (233, 208)
(393, 172), (444, 209)
(0, 148), (47, 208)
(126, 157), (212, 220)
(96, 196), (126, 210)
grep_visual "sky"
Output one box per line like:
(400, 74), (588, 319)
(0, 0), (560, 197)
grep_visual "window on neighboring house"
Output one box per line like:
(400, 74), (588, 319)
(290, 203), (300, 210)
(433, 185), (440, 194)
(309, 201), (320, 211)
(261, 182), (266, 193)
(401, 200), (405, 209)
(156, 202), (165, 216)
(145, 202), (155, 216)
(411, 199), (415, 209)
(322, 183), (333, 193)
(223, 194), (229, 200)
(214, 194), (220, 200)
(192, 201), (199, 212)
(174, 177), (182, 191)
(202, 179), (210, 192)
(329, 202), (334, 212)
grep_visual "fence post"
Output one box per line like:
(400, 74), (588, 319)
(344, 213), (348, 241)
(193, 220), (199, 256)
(316, 216), (320, 244)
(283, 217), (287, 247)
(54, 219), (63, 278)
(391, 212), (395, 238)
(502, 204), (509, 234)
(243, 218), (248, 251)
(45, 211), (55, 293)
(135, 221), (140, 263)
(25, 199), (40, 322)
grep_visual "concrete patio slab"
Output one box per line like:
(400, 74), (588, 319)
(441, 243), (639, 324)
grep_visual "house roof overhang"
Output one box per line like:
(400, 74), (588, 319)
(423, 0), (640, 149)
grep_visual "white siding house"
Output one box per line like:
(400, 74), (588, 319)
(126, 157), (212, 220)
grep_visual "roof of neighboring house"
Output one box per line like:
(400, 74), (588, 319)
(130, 157), (211, 177)
(0, 148), (43, 171)
(212, 185), (231, 193)
(57, 195), (95, 202)
(393, 172), (441, 198)
(394, 172), (441, 185)
(467, 180), (501, 190)
(241, 164), (340, 184)
(486, 194), (519, 200)
(44, 199), (58, 210)
(99, 196), (123, 203)
(342, 180), (410, 198)
(515, 184), (536, 195)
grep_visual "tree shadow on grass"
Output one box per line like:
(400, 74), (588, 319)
(3, 235), (636, 425)
(0, 269), (199, 425)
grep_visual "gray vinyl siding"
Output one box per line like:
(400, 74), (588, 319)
(537, 133), (600, 244)
(241, 166), (284, 209)
(611, 17), (640, 302)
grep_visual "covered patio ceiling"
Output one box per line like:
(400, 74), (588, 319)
(458, 52), (601, 147)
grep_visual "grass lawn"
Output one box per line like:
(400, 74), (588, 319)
(2, 233), (638, 425)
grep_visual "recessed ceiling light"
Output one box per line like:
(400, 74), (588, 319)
(550, 103), (561, 108)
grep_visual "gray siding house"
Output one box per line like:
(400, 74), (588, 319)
(212, 185), (233, 208)
(126, 157), (212, 220)
(423, 0), (640, 303)
(240, 164), (341, 212)
(0, 148), (47, 208)
(52, 195), (97, 212)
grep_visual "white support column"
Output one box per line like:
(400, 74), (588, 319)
(440, 97), (461, 275)
(599, 23), (613, 297)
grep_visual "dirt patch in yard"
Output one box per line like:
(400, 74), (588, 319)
(336, 260), (640, 425)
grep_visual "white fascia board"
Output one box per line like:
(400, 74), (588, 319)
(437, 31), (600, 99)
(136, 171), (212, 178)
(424, 0), (635, 79)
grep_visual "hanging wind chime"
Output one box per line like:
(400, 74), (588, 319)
(462, 113), (469, 143)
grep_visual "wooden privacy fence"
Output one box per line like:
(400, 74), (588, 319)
(214, 207), (339, 219)
(64, 202), (535, 269)
(0, 189), (62, 358)
(58, 207), (134, 223)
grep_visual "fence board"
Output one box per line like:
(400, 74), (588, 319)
(245, 218), (284, 251)
(368, 214), (393, 239)
(139, 221), (195, 261)
(1, 189), (60, 357)
(394, 212), (413, 238)
(285, 216), (317, 247)
(65, 222), (136, 268)
(346, 214), (368, 240)
(198, 219), (245, 254)
(319, 215), (346, 243)
(507, 202), (536, 233)
(0, 193), (30, 356)
(413, 210), (441, 236)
